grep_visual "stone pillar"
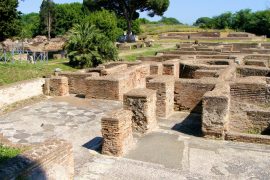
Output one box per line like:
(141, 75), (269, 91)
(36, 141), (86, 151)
(124, 88), (157, 134)
(149, 63), (163, 75)
(146, 76), (175, 118)
(202, 83), (230, 138)
(44, 77), (69, 96)
(101, 109), (133, 157)
(163, 59), (180, 78)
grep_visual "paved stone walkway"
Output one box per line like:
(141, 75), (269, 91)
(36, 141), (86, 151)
(1, 97), (270, 179)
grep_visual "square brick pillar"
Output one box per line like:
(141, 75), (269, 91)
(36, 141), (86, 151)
(44, 76), (69, 96)
(101, 109), (133, 157)
(146, 76), (175, 118)
(162, 59), (180, 78)
(124, 88), (157, 134)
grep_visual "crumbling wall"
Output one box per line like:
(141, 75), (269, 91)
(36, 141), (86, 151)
(44, 76), (69, 96)
(202, 83), (230, 138)
(124, 88), (157, 134)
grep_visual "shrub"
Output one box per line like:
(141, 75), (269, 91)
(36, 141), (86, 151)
(65, 22), (118, 68)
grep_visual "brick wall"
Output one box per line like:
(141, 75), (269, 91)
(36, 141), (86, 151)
(59, 72), (99, 95)
(174, 79), (216, 113)
(0, 139), (74, 179)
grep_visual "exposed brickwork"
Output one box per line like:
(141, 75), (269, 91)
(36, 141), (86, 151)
(225, 132), (270, 145)
(0, 139), (74, 179)
(101, 109), (133, 157)
(146, 76), (175, 118)
(124, 88), (157, 134)
(162, 59), (180, 78)
(86, 65), (150, 101)
(44, 76), (69, 96)
(58, 72), (99, 95)
(174, 79), (216, 113)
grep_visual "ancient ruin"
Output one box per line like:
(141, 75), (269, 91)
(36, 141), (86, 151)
(1, 41), (270, 178)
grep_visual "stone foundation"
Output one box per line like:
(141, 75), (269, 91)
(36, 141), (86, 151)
(101, 109), (133, 157)
(124, 88), (157, 134)
(162, 59), (180, 78)
(146, 76), (175, 118)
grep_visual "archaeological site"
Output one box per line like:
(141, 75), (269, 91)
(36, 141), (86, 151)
(0, 38), (270, 179)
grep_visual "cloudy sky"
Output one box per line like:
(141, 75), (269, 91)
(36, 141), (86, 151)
(18, 0), (270, 24)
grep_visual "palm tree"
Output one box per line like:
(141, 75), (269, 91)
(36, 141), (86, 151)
(65, 22), (118, 68)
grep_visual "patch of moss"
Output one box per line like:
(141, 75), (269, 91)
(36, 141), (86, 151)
(0, 145), (21, 165)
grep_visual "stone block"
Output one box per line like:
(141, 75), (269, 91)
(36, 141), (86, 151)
(146, 76), (175, 118)
(124, 88), (157, 134)
(101, 109), (133, 156)
(202, 83), (230, 138)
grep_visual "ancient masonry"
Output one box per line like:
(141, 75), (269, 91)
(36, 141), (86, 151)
(1, 41), (270, 178)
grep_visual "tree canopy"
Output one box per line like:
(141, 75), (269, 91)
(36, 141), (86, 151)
(0, 0), (21, 41)
(83, 0), (170, 39)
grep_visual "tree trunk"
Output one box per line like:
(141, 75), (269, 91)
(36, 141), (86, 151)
(48, 11), (51, 40)
(126, 19), (133, 42)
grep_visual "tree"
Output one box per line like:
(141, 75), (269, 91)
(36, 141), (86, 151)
(193, 17), (213, 28)
(20, 13), (40, 38)
(84, 9), (123, 41)
(65, 22), (118, 68)
(212, 12), (233, 29)
(83, 0), (170, 41)
(159, 17), (181, 25)
(54, 3), (84, 36)
(0, 0), (21, 41)
(39, 0), (56, 39)
(232, 9), (253, 31)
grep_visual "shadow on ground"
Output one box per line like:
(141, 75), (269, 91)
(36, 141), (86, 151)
(83, 137), (103, 153)
(172, 113), (203, 137)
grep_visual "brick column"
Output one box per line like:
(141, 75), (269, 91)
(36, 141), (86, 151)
(146, 76), (175, 118)
(101, 109), (133, 157)
(163, 59), (180, 78)
(44, 77), (69, 96)
(124, 88), (157, 134)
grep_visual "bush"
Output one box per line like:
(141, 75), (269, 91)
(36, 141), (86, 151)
(65, 22), (118, 68)
(117, 18), (141, 35)
(84, 9), (123, 41)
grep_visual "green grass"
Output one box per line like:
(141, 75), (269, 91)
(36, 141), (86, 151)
(0, 145), (21, 165)
(0, 59), (77, 86)
(140, 24), (234, 36)
(119, 44), (175, 61)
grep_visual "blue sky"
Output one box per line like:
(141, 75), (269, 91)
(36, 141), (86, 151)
(18, 0), (270, 24)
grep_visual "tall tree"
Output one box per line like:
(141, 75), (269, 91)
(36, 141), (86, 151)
(83, 0), (170, 41)
(0, 0), (21, 41)
(39, 0), (56, 40)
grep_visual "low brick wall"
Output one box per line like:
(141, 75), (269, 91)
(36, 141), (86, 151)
(0, 139), (74, 179)
(225, 132), (270, 145)
(146, 76), (174, 118)
(58, 72), (99, 95)
(174, 79), (216, 113)
(237, 66), (270, 77)
(124, 88), (157, 134)
(0, 78), (45, 110)
(86, 65), (150, 101)
(101, 64), (128, 76)
(101, 109), (133, 157)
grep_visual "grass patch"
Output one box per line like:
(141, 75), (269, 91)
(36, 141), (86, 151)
(119, 44), (175, 61)
(141, 24), (234, 36)
(0, 59), (77, 86)
(245, 129), (262, 135)
(0, 145), (21, 165)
